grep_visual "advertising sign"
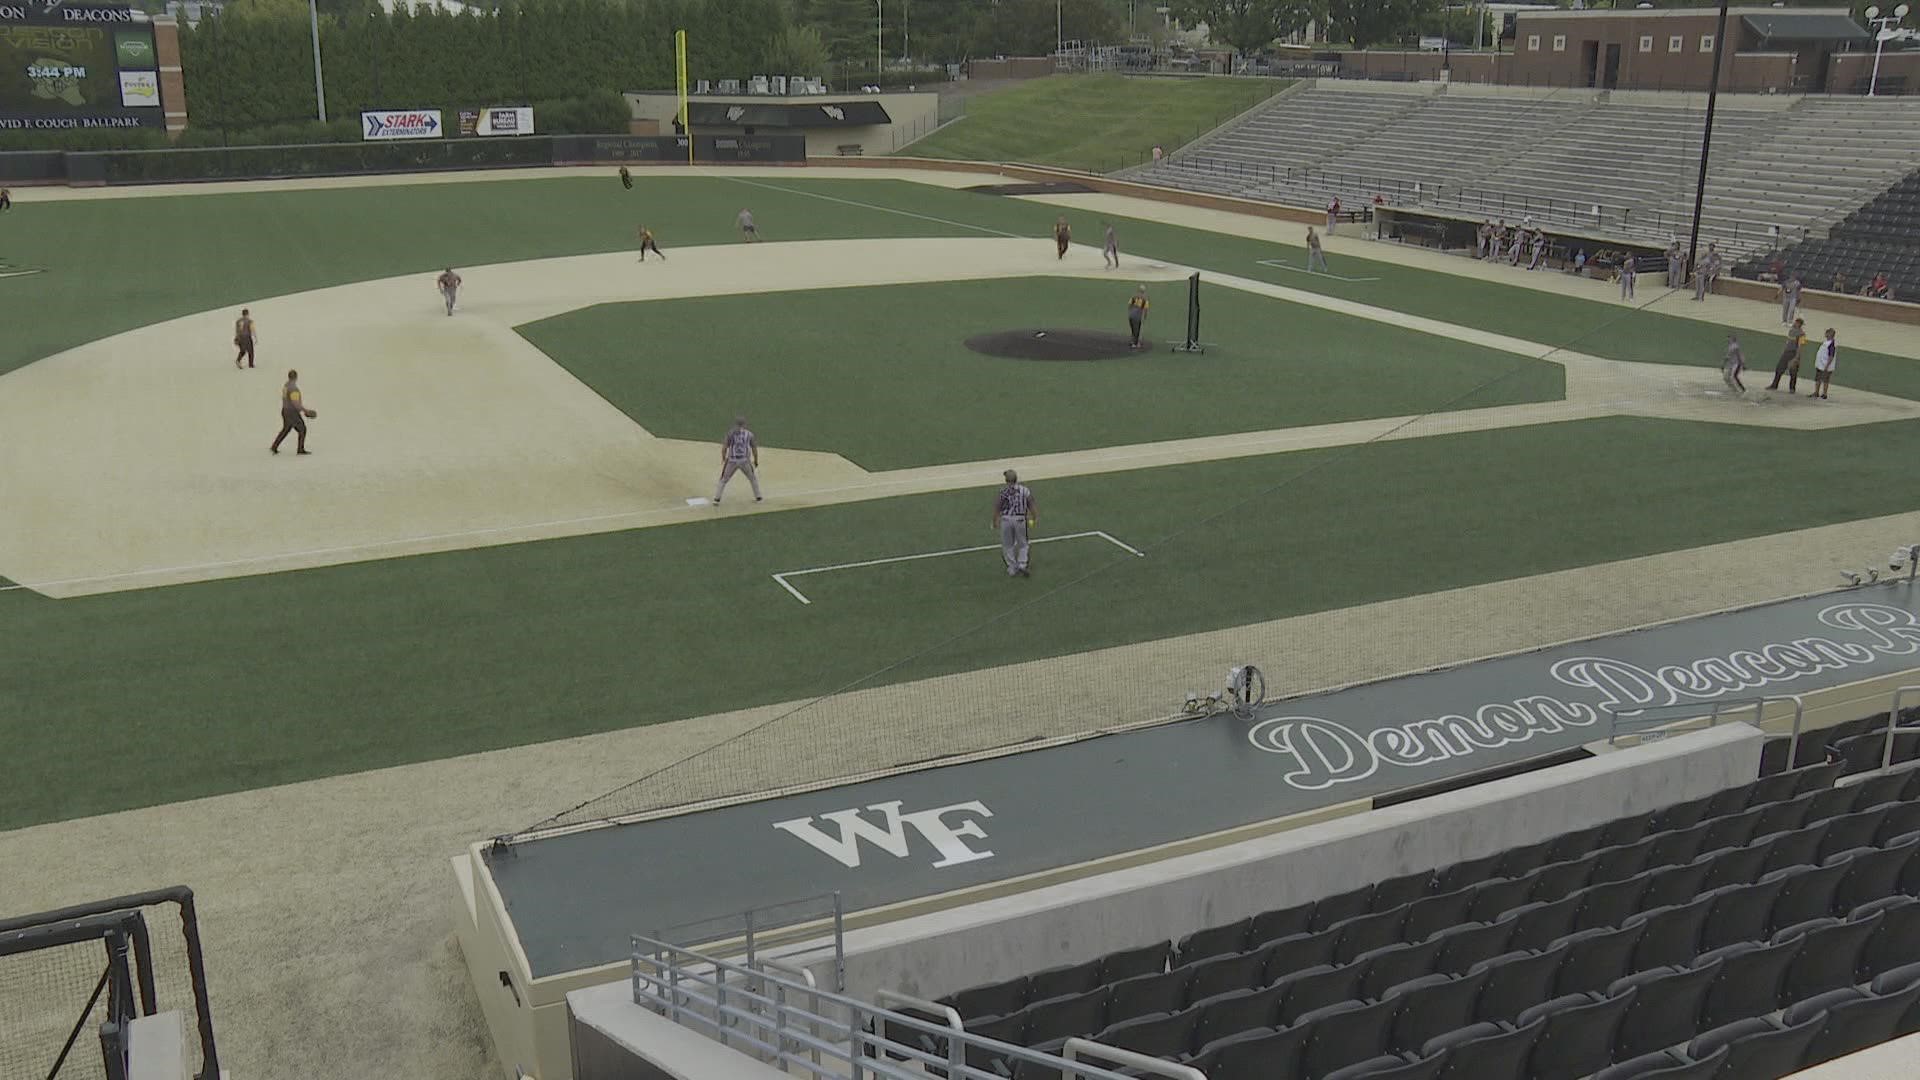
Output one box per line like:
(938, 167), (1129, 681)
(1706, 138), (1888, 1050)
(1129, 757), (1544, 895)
(456, 106), (533, 137)
(116, 67), (155, 107)
(361, 109), (442, 140)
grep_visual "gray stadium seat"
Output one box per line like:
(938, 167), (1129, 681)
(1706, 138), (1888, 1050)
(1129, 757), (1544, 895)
(1430, 921), (1514, 976)
(1685, 1013), (1822, 1080)
(1593, 1046), (1729, 1080)
(1300, 997), (1402, 1080)
(1275, 962), (1364, 1025)
(1518, 988), (1635, 1080)
(1695, 936), (1801, 1029)
(1424, 1015), (1546, 1080)
(1553, 923), (1644, 996)
(1323, 1052), (1446, 1080)
(1384, 970), (1489, 1053)
(1777, 913), (1878, 1002)
(1763, 861), (1848, 931)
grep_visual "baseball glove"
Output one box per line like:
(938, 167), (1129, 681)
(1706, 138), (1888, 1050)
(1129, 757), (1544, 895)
(303, 409), (318, 419)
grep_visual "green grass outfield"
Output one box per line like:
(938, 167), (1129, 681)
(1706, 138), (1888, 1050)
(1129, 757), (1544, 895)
(5, 172), (1920, 830)
(898, 75), (1287, 172)
(519, 278), (1561, 469)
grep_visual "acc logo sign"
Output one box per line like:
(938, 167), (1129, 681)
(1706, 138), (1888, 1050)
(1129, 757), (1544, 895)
(822, 104), (846, 121)
(724, 105), (746, 122)
(774, 799), (995, 869)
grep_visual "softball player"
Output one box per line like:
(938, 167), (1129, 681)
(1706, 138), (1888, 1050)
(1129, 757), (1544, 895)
(994, 470), (1035, 577)
(714, 416), (761, 503)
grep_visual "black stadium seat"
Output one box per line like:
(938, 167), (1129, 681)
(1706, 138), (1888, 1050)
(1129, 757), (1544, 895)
(1190, 984), (1283, 1050)
(1695, 936), (1801, 1029)
(1176, 919), (1251, 965)
(1776, 914), (1878, 1002)
(1685, 1012), (1822, 1080)
(1610, 961), (1719, 1060)
(1593, 1045), (1728, 1080)
(1250, 902), (1315, 947)
(1699, 878), (1786, 952)
(1858, 895), (1920, 979)
(1624, 898), (1714, 970)
(1263, 928), (1340, 983)
(1765, 862), (1848, 930)
(1830, 837), (1919, 910)
(1789, 983), (1920, 1066)
(1334, 908), (1412, 964)
(1519, 988), (1635, 1080)
(1356, 939), (1445, 1000)
(1472, 946), (1568, 1023)
(1430, 920), (1514, 975)
(1021, 989), (1110, 1053)
(1099, 939), (1170, 983)
(1310, 885), (1376, 931)
(953, 977), (1028, 1021)
(1404, 888), (1475, 942)
(1026, 958), (1103, 1002)
(1323, 1052), (1446, 1080)
(1275, 963), (1364, 1025)
(1424, 1015), (1546, 1080)
(1189, 1023), (1307, 1080)
(1552, 923), (1643, 996)
(1185, 948), (1268, 1003)
(1384, 970), (1488, 1052)
(1300, 997), (1401, 1079)
(1105, 967), (1190, 1023)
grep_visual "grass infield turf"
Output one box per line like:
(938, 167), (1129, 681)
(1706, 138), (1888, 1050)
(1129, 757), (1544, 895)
(5, 174), (1920, 829)
(896, 74), (1289, 173)
(518, 277), (1562, 470)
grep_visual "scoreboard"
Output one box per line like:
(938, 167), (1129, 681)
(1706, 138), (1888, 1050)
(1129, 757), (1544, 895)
(0, 2), (162, 132)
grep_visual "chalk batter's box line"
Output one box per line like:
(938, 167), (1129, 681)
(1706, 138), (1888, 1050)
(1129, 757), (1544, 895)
(771, 530), (1146, 605)
(1255, 259), (1381, 283)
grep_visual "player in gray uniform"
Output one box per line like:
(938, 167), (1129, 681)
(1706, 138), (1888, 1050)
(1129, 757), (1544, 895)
(736, 208), (760, 242)
(713, 416), (761, 503)
(1102, 222), (1119, 269)
(994, 469), (1035, 578)
(1619, 257), (1637, 300)
(1779, 274), (1802, 324)
(1665, 242), (1683, 288)
(1722, 334), (1746, 393)
(1694, 244), (1721, 301)
(1305, 227), (1328, 273)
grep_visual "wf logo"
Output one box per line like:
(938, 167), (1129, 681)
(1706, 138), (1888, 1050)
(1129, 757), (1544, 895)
(774, 800), (995, 869)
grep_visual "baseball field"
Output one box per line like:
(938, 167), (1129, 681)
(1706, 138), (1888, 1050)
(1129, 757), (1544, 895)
(5, 164), (1920, 1078)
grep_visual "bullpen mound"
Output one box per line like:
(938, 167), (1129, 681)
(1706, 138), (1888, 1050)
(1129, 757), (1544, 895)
(965, 328), (1146, 362)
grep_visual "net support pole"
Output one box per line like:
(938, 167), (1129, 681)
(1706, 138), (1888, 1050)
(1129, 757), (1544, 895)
(1684, 0), (1731, 280)
(1171, 272), (1205, 354)
(307, 0), (327, 123)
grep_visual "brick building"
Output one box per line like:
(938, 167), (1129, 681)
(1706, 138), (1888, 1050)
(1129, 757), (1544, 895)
(1506, 7), (1873, 93)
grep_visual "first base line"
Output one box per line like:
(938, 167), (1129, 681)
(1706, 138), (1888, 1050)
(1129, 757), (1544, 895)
(1255, 259), (1381, 283)
(773, 530), (1146, 605)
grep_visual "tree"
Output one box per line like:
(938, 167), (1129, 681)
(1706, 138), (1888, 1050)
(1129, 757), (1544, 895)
(1169, 0), (1322, 58)
(767, 23), (831, 74)
(1326, 0), (1438, 49)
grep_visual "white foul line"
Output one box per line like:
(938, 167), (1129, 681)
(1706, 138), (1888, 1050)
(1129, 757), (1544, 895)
(772, 529), (1145, 605)
(1255, 259), (1381, 283)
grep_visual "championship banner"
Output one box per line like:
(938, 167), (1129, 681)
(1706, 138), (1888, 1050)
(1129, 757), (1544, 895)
(0, 3), (162, 131)
(456, 106), (534, 137)
(674, 28), (690, 164)
(361, 108), (441, 140)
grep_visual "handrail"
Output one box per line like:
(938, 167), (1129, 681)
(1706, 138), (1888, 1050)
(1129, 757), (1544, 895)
(757, 958), (824, 1073)
(632, 935), (1138, 1080)
(1064, 1037), (1209, 1080)
(1885, 686), (1920, 771)
(1604, 694), (1804, 763)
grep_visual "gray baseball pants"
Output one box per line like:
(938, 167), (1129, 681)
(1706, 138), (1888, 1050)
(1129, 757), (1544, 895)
(1000, 516), (1029, 575)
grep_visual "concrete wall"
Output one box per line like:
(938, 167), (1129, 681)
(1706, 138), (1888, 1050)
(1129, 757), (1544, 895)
(623, 93), (939, 157)
(567, 982), (795, 1080)
(1825, 50), (1920, 94)
(1792, 1030), (1920, 1079)
(967, 57), (1055, 81)
(818, 724), (1763, 1003)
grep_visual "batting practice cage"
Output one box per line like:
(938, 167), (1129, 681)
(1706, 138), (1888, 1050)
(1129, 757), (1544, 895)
(0, 888), (221, 1080)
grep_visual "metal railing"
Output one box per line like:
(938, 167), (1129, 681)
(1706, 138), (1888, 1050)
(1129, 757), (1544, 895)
(1605, 694), (1805, 763)
(653, 891), (846, 992)
(1884, 686), (1920, 772)
(631, 935), (1186, 1080)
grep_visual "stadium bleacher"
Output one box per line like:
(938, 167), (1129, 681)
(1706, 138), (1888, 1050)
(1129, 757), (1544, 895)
(1732, 170), (1920, 302)
(899, 743), (1920, 1080)
(1135, 83), (1920, 261)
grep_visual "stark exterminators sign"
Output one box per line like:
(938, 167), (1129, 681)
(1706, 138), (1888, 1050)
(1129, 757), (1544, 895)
(361, 109), (441, 140)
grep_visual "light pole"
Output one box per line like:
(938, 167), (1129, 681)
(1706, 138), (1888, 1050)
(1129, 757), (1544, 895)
(1057, 0), (1064, 57)
(307, 0), (326, 122)
(874, 0), (883, 82)
(1864, 5), (1911, 97)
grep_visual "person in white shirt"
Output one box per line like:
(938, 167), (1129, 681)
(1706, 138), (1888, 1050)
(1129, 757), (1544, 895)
(1810, 329), (1838, 400)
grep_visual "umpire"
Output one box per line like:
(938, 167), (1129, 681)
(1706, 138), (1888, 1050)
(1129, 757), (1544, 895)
(994, 469), (1036, 578)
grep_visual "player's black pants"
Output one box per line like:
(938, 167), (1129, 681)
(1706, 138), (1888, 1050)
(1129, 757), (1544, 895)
(1129, 316), (1143, 346)
(641, 239), (664, 259)
(236, 338), (255, 367)
(1769, 353), (1799, 392)
(272, 409), (307, 452)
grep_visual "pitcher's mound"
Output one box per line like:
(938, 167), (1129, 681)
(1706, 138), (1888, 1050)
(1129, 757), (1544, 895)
(965, 328), (1148, 362)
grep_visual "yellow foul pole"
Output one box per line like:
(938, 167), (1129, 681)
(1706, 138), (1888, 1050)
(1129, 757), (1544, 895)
(675, 30), (691, 165)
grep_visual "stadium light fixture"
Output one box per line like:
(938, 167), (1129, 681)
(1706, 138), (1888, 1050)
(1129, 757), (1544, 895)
(1865, 5), (1913, 97)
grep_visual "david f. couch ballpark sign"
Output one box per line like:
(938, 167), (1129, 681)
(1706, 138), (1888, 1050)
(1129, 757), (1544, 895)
(361, 109), (441, 140)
